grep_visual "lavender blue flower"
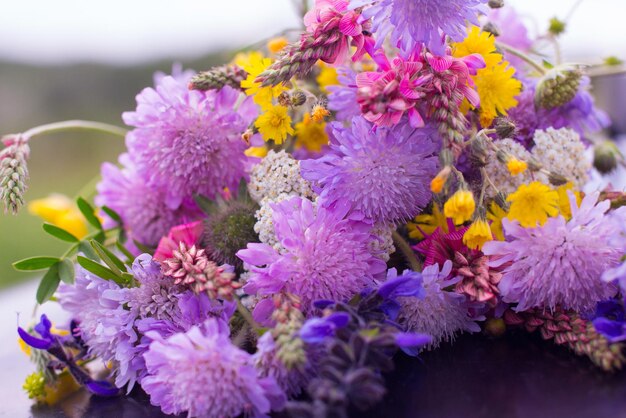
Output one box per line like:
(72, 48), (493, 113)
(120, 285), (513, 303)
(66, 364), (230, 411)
(123, 73), (258, 209)
(592, 300), (626, 343)
(327, 67), (360, 121)
(351, 0), (488, 55)
(142, 319), (285, 418)
(301, 117), (439, 224)
(237, 196), (387, 321)
(483, 192), (622, 313)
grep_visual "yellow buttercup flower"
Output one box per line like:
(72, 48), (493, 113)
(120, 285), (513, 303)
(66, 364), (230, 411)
(473, 62), (522, 127)
(255, 105), (294, 144)
(244, 146), (268, 158)
(463, 218), (493, 250)
(240, 53), (285, 109)
(233, 51), (264, 68)
(506, 158), (528, 176)
(267, 37), (289, 54)
(506, 182), (559, 227)
(556, 182), (582, 220)
(316, 62), (340, 94)
(453, 26), (502, 68)
(408, 204), (449, 240)
(295, 113), (329, 152)
(28, 194), (88, 239)
(487, 201), (507, 241)
(444, 189), (476, 224)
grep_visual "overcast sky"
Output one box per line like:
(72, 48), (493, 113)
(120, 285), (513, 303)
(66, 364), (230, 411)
(1, 0), (624, 65)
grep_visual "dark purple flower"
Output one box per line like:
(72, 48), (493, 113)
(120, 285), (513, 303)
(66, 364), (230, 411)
(300, 312), (351, 343)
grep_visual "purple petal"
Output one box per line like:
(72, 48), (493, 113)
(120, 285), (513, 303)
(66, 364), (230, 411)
(86, 380), (120, 397)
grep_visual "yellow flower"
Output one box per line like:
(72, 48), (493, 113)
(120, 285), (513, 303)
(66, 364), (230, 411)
(311, 104), (330, 122)
(453, 26), (502, 68)
(506, 158), (527, 176)
(239, 53), (285, 109)
(255, 105), (294, 144)
(28, 194), (88, 239)
(316, 62), (340, 94)
(444, 189), (476, 224)
(506, 182), (559, 227)
(430, 167), (451, 194)
(556, 182), (582, 220)
(233, 51), (264, 68)
(463, 218), (493, 250)
(295, 113), (329, 152)
(244, 146), (268, 158)
(408, 204), (449, 240)
(487, 201), (507, 241)
(473, 62), (522, 127)
(267, 37), (289, 54)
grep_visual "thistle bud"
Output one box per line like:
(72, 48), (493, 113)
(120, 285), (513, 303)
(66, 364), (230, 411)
(469, 135), (489, 167)
(494, 192), (509, 211)
(494, 118), (517, 139)
(290, 90), (307, 107)
(526, 157), (543, 172)
(495, 149), (509, 164)
(482, 22), (501, 37)
(534, 66), (582, 109)
(277, 91), (292, 107)
(488, 0), (504, 8)
(593, 140), (622, 174)
(548, 172), (569, 186)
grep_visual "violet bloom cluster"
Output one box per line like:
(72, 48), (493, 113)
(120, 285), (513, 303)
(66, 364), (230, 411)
(483, 193), (623, 313)
(351, 0), (488, 55)
(301, 117), (439, 224)
(237, 196), (387, 322)
(97, 70), (258, 246)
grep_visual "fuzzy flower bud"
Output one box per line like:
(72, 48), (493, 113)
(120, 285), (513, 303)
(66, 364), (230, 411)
(290, 90), (307, 107)
(488, 0), (504, 8)
(494, 118), (517, 139)
(482, 22), (501, 37)
(188, 65), (247, 91)
(23, 372), (46, 400)
(535, 66), (582, 109)
(593, 140), (622, 174)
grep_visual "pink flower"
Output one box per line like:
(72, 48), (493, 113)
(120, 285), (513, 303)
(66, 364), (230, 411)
(154, 221), (204, 262)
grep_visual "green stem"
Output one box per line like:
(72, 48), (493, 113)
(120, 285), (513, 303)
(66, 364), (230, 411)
(496, 42), (548, 75)
(9, 120), (127, 141)
(392, 230), (422, 272)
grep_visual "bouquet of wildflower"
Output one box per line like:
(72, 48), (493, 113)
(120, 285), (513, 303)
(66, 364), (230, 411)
(6, 0), (626, 416)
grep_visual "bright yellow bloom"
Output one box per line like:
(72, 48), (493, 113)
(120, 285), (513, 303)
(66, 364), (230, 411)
(487, 201), (508, 241)
(233, 51), (264, 68)
(28, 194), (88, 239)
(506, 182), (559, 227)
(473, 63), (522, 127)
(556, 182), (582, 220)
(255, 105), (294, 144)
(267, 37), (289, 54)
(295, 113), (329, 152)
(444, 189), (476, 224)
(506, 158), (528, 176)
(408, 204), (449, 240)
(244, 146), (268, 158)
(430, 167), (451, 194)
(463, 218), (493, 250)
(311, 104), (330, 122)
(316, 62), (340, 94)
(239, 53), (285, 109)
(453, 26), (502, 68)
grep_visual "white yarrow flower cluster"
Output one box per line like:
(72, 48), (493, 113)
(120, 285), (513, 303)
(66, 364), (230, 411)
(532, 127), (589, 189)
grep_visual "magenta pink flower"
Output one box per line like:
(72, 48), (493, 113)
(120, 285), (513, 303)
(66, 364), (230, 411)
(154, 221), (204, 262)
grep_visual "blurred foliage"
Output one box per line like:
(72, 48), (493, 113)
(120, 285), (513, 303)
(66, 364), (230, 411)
(0, 52), (228, 287)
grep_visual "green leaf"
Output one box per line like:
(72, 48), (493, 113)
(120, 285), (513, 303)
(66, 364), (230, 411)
(77, 256), (121, 282)
(132, 239), (154, 254)
(542, 59), (554, 70)
(13, 256), (60, 271)
(90, 240), (126, 274)
(76, 197), (103, 230)
(194, 194), (218, 215)
(36, 263), (61, 304)
(101, 205), (122, 224)
(93, 230), (106, 244)
(78, 241), (99, 261)
(42, 223), (79, 243)
(115, 241), (135, 263)
(58, 259), (75, 284)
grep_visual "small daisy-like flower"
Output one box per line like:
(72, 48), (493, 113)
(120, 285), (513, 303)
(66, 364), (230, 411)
(28, 194), (88, 239)
(472, 62), (522, 127)
(240, 53), (285, 109)
(255, 105), (295, 144)
(556, 183), (582, 220)
(443, 189), (476, 224)
(294, 113), (329, 152)
(506, 182), (559, 227)
(408, 203), (449, 240)
(506, 158), (527, 176)
(452, 26), (502, 68)
(462, 218), (493, 250)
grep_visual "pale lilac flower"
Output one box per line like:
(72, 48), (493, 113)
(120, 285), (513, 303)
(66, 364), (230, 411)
(327, 67), (360, 121)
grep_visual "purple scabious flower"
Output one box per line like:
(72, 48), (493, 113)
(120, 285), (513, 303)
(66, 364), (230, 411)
(57, 268), (141, 389)
(238, 196), (387, 321)
(327, 67), (360, 122)
(483, 192), (621, 313)
(398, 261), (481, 348)
(301, 117), (439, 224)
(142, 319), (285, 418)
(351, 0), (488, 55)
(96, 154), (202, 247)
(123, 73), (258, 209)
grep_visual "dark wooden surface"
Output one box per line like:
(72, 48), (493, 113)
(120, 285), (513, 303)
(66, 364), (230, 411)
(3, 282), (626, 418)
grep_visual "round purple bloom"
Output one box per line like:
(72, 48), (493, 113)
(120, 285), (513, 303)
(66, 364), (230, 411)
(483, 192), (621, 313)
(96, 154), (202, 246)
(123, 74), (258, 209)
(301, 117), (439, 224)
(237, 196), (387, 321)
(142, 319), (285, 418)
(351, 0), (488, 55)
(398, 261), (481, 348)
(327, 67), (360, 122)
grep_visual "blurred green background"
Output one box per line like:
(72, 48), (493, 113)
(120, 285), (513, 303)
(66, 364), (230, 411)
(0, 54), (227, 287)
